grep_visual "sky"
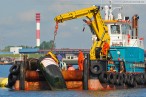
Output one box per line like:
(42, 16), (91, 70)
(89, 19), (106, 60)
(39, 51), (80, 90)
(0, 0), (146, 49)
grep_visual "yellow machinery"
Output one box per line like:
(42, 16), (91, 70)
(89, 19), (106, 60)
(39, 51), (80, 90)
(54, 5), (110, 61)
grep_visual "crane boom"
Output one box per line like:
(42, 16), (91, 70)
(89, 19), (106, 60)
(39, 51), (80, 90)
(55, 6), (98, 23)
(54, 5), (110, 60)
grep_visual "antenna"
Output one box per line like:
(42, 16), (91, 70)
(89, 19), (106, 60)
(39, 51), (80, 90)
(109, 0), (113, 20)
(109, 0), (112, 5)
(108, 0), (123, 20)
(101, 0), (103, 7)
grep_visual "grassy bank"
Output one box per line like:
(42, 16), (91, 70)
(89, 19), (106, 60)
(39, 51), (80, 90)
(0, 53), (44, 59)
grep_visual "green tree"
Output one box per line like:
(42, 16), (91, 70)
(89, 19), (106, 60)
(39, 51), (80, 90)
(39, 40), (56, 50)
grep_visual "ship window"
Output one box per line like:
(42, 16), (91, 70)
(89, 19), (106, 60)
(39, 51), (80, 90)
(67, 56), (70, 59)
(111, 25), (120, 34)
(71, 56), (73, 59)
(121, 24), (131, 34)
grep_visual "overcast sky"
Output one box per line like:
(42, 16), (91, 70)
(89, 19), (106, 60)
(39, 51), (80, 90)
(0, 0), (146, 49)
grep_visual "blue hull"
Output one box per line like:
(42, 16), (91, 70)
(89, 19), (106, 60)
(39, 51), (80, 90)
(109, 47), (145, 72)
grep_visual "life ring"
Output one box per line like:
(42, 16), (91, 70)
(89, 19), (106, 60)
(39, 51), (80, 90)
(78, 51), (84, 70)
(108, 73), (115, 84)
(9, 64), (20, 75)
(90, 62), (102, 75)
(8, 73), (18, 88)
(99, 71), (108, 83)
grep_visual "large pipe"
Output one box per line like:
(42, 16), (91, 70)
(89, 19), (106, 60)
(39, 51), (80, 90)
(14, 80), (50, 91)
(25, 70), (83, 81)
(132, 14), (139, 39)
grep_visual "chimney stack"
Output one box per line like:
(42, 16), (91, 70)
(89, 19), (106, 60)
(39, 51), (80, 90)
(36, 13), (40, 47)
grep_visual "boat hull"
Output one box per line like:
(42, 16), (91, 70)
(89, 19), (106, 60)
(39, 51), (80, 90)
(18, 70), (146, 91)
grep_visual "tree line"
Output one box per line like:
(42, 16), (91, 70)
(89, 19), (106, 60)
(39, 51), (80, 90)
(1, 40), (56, 52)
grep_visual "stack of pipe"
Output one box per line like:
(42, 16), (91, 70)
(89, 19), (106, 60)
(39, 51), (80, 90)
(14, 56), (83, 90)
(14, 57), (50, 91)
(62, 70), (83, 90)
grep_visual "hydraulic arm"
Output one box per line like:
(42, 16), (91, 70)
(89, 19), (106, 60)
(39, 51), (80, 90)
(54, 5), (110, 60)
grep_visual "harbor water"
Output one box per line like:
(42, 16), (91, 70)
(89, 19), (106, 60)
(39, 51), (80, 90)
(0, 65), (146, 97)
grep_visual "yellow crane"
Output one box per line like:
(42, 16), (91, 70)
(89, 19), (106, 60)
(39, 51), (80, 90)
(54, 5), (110, 61)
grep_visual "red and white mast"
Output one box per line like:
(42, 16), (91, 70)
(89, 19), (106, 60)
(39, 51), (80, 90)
(36, 13), (40, 47)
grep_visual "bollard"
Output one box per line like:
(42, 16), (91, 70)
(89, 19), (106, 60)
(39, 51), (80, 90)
(19, 55), (27, 90)
(83, 54), (89, 90)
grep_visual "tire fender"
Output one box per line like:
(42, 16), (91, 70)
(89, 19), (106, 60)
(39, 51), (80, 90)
(8, 73), (18, 88)
(90, 62), (102, 75)
(99, 71), (108, 83)
(127, 74), (134, 86)
(9, 64), (20, 75)
(108, 73), (115, 84)
(114, 73), (120, 85)
(119, 73), (124, 85)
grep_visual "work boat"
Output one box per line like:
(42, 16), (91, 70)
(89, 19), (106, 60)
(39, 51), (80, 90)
(100, 7), (145, 73)
(7, 1), (146, 91)
(107, 18), (145, 72)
